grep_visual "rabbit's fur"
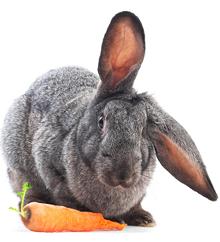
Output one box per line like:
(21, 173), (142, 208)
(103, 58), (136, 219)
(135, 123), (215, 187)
(2, 11), (217, 226)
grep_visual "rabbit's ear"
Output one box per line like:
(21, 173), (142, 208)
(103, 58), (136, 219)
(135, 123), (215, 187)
(146, 97), (218, 201)
(98, 11), (145, 91)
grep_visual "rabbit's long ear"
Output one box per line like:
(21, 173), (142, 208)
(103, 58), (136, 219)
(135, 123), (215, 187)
(98, 11), (145, 92)
(145, 96), (218, 201)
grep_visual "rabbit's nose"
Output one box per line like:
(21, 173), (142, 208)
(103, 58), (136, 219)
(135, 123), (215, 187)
(103, 171), (134, 188)
(117, 172), (134, 188)
(118, 171), (130, 183)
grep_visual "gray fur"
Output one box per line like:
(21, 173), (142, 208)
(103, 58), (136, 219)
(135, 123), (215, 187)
(1, 11), (217, 223)
(2, 65), (155, 217)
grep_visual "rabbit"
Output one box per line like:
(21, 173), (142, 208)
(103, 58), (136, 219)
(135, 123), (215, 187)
(1, 11), (218, 226)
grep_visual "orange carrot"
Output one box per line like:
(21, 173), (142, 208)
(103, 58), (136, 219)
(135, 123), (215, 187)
(9, 183), (125, 232)
(21, 202), (126, 232)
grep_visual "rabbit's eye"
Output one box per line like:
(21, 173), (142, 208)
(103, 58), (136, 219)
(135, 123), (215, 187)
(98, 115), (105, 130)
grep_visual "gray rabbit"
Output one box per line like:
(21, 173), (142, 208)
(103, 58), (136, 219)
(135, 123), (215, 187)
(2, 11), (217, 226)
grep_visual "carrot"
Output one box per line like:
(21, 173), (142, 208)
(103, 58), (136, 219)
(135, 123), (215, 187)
(21, 202), (125, 232)
(9, 183), (126, 232)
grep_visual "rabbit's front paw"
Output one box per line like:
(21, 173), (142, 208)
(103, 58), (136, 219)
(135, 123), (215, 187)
(123, 206), (156, 227)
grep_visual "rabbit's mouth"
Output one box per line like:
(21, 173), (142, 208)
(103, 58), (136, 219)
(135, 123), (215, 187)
(98, 172), (139, 189)
(95, 152), (142, 189)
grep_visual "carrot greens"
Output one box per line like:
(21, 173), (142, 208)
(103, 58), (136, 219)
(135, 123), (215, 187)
(9, 182), (32, 218)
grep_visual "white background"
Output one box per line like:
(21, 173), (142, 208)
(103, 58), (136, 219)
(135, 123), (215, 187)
(0, 0), (219, 241)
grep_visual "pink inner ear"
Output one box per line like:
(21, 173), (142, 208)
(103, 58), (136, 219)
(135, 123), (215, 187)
(156, 131), (210, 196)
(104, 19), (144, 87)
